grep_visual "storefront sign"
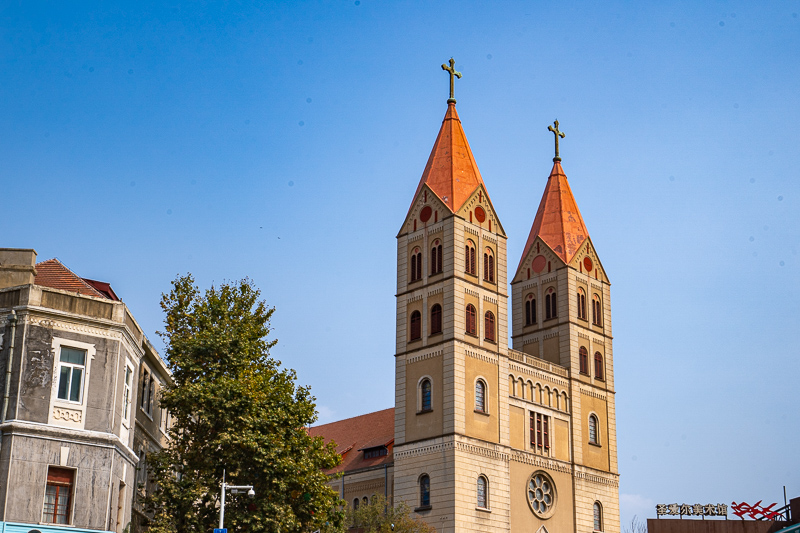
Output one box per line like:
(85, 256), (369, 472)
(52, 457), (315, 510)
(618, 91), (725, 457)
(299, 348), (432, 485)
(656, 503), (728, 517)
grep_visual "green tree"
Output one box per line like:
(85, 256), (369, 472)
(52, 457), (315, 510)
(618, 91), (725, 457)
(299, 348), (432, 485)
(326, 496), (434, 533)
(145, 275), (343, 533)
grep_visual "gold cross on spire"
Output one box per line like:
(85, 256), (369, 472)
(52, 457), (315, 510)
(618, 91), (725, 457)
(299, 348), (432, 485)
(441, 58), (462, 104)
(548, 120), (566, 162)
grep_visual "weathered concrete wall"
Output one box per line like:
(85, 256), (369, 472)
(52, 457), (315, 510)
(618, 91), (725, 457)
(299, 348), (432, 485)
(0, 249), (36, 290)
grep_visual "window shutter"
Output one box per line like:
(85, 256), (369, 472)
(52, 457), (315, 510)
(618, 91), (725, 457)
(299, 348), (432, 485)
(484, 253), (488, 280)
(543, 416), (550, 449)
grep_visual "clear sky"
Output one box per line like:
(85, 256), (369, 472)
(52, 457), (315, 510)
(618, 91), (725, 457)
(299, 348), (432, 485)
(2, 0), (798, 526)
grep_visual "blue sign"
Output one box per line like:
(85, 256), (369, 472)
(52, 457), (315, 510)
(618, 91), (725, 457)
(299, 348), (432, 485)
(214, 529), (227, 533)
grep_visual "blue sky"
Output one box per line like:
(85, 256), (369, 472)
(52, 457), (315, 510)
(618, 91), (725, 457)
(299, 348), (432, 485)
(2, 0), (798, 526)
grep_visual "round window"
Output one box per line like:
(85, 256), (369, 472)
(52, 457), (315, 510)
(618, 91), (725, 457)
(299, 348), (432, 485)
(527, 471), (557, 518)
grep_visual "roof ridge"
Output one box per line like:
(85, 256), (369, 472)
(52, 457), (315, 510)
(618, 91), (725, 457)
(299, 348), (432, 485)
(35, 258), (107, 299)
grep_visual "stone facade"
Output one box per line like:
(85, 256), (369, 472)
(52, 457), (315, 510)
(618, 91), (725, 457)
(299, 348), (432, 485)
(0, 249), (170, 533)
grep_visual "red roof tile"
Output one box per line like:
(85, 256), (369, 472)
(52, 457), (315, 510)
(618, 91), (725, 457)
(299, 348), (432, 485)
(519, 161), (589, 266)
(309, 408), (394, 475)
(411, 103), (488, 213)
(34, 259), (110, 299)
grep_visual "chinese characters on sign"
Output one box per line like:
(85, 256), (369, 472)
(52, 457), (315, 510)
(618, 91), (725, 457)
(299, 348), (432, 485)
(731, 501), (782, 520)
(656, 503), (728, 518)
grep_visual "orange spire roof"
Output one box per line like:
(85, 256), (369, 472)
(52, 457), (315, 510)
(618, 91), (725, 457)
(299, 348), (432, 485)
(412, 102), (487, 212)
(520, 161), (589, 265)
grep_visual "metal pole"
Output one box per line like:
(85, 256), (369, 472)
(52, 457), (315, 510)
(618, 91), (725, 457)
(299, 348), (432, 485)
(220, 469), (226, 529)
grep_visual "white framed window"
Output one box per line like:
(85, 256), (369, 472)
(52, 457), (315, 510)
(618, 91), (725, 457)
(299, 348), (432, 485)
(57, 347), (86, 403)
(122, 362), (133, 425)
(589, 414), (600, 445)
(417, 376), (433, 413)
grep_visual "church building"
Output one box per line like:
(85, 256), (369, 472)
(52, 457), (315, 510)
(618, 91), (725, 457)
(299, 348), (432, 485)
(311, 60), (620, 533)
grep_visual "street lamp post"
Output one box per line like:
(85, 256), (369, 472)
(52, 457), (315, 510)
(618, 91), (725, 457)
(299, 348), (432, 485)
(219, 470), (255, 530)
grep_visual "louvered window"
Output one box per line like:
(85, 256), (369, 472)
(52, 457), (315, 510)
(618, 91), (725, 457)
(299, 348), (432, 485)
(592, 296), (602, 326)
(484, 311), (495, 342)
(594, 352), (604, 380)
(430, 304), (442, 335)
(465, 241), (476, 275)
(525, 296), (536, 326)
(410, 311), (421, 341)
(465, 304), (477, 335)
(430, 241), (442, 275)
(577, 290), (587, 320)
(579, 347), (589, 375)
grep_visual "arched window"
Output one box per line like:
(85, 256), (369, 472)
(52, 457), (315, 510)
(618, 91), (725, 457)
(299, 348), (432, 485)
(589, 414), (599, 445)
(592, 295), (602, 326)
(475, 379), (486, 413)
(484, 311), (495, 342)
(353, 498), (359, 510)
(594, 352), (604, 380)
(477, 475), (489, 509)
(362, 496), (368, 506)
(594, 501), (603, 531)
(419, 474), (431, 507)
(410, 247), (423, 282)
(430, 304), (442, 335)
(525, 294), (536, 326)
(483, 248), (495, 283)
(579, 347), (589, 375)
(420, 378), (432, 412)
(465, 240), (476, 275)
(465, 304), (477, 336)
(430, 240), (442, 275)
(545, 288), (557, 320)
(410, 311), (421, 341)
(577, 289), (587, 320)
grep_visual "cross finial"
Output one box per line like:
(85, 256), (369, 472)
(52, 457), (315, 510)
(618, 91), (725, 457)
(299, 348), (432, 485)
(548, 120), (566, 162)
(441, 58), (462, 104)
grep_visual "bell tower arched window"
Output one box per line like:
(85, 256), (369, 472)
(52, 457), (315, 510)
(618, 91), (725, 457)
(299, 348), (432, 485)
(589, 414), (599, 445)
(483, 248), (495, 283)
(410, 311), (421, 341)
(465, 304), (477, 336)
(430, 239), (442, 275)
(410, 247), (423, 282)
(475, 379), (486, 413)
(579, 346), (589, 375)
(594, 502), (603, 531)
(525, 294), (536, 326)
(545, 288), (557, 320)
(484, 311), (495, 342)
(594, 352), (604, 380)
(592, 294), (602, 326)
(430, 304), (442, 335)
(419, 378), (432, 412)
(465, 240), (476, 276)
(577, 288), (587, 320)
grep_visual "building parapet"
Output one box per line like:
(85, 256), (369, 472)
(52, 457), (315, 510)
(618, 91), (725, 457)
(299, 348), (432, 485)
(507, 348), (569, 378)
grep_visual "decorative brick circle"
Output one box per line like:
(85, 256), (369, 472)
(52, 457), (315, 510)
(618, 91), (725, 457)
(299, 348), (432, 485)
(583, 257), (593, 272)
(531, 255), (547, 273)
(474, 206), (486, 223)
(420, 206), (432, 223)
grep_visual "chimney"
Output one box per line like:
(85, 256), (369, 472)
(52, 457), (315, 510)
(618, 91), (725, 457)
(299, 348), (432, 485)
(0, 249), (37, 290)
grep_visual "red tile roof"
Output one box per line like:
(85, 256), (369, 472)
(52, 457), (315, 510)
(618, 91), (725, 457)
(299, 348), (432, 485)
(519, 161), (589, 266)
(34, 259), (112, 300)
(309, 408), (394, 475)
(411, 103), (488, 213)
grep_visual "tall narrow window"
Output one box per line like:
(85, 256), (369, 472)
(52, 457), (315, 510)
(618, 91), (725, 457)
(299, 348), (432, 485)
(148, 377), (155, 415)
(122, 364), (133, 422)
(420, 378), (432, 412)
(353, 498), (359, 510)
(594, 502), (603, 531)
(477, 476), (488, 509)
(465, 240), (476, 275)
(419, 474), (431, 507)
(525, 295), (536, 326)
(410, 311), (421, 341)
(475, 379), (486, 413)
(57, 347), (86, 403)
(410, 247), (423, 282)
(579, 347), (589, 375)
(577, 289), (587, 320)
(430, 304), (442, 335)
(483, 248), (495, 283)
(484, 311), (495, 342)
(589, 414), (599, 445)
(592, 295), (602, 326)
(545, 288), (557, 320)
(465, 304), (477, 336)
(140, 369), (149, 410)
(530, 412), (550, 451)
(430, 240), (442, 275)
(43, 467), (74, 524)
(594, 352), (604, 380)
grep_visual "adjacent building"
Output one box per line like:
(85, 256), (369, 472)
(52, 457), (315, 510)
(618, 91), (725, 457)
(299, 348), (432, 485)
(312, 78), (620, 532)
(0, 249), (170, 533)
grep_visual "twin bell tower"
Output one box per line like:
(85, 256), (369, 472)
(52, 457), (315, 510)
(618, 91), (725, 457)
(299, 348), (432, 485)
(392, 59), (620, 533)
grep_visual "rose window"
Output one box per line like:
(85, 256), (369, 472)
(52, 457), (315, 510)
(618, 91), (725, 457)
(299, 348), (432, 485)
(527, 471), (556, 518)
